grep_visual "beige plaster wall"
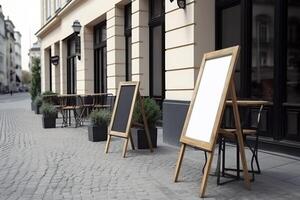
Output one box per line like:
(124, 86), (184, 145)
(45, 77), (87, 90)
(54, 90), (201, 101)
(165, 0), (215, 101)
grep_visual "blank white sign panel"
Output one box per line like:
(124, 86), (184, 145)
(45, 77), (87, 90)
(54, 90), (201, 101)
(185, 55), (233, 142)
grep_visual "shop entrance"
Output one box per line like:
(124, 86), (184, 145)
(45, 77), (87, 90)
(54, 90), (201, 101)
(216, 0), (300, 141)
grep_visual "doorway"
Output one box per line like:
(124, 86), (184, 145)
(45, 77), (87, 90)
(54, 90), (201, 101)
(216, 0), (300, 141)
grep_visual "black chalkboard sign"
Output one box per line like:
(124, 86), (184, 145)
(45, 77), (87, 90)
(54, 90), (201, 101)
(105, 81), (153, 157)
(111, 85), (136, 132)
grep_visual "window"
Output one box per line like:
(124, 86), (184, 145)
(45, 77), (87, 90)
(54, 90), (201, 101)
(149, 0), (165, 103)
(252, 4), (274, 101)
(67, 36), (77, 94)
(94, 23), (107, 93)
(125, 3), (132, 81)
(287, 4), (300, 103)
(55, 0), (61, 11)
(258, 22), (268, 43)
(46, 0), (51, 19)
(49, 49), (52, 92)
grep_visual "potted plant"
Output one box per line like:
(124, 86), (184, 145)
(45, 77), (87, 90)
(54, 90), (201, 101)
(34, 95), (43, 114)
(88, 109), (111, 142)
(31, 96), (36, 111)
(131, 98), (161, 149)
(41, 103), (58, 128)
(30, 57), (41, 111)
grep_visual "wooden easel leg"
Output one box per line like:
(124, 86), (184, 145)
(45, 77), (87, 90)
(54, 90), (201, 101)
(139, 94), (153, 152)
(122, 138), (129, 158)
(129, 132), (135, 150)
(230, 82), (251, 190)
(200, 151), (213, 198)
(105, 135), (111, 153)
(144, 127), (153, 152)
(174, 144), (186, 182)
(237, 135), (251, 189)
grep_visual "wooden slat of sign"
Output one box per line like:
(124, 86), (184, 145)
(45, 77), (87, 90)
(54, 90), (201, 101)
(174, 46), (251, 198)
(105, 81), (153, 157)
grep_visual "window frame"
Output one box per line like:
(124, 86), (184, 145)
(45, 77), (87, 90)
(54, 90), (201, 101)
(94, 22), (107, 93)
(125, 3), (132, 81)
(148, 0), (165, 103)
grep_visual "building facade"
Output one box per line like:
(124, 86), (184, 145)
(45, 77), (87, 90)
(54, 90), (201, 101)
(14, 31), (22, 88)
(5, 18), (16, 92)
(28, 41), (41, 71)
(0, 5), (22, 93)
(37, 0), (300, 150)
(0, 5), (7, 92)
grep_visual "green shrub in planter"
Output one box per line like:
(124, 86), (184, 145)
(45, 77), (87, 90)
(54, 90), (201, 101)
(132, 98), (161, 149)
(88, 109), (111, 142)
(42, 91), (57, 96)
(42, 91), (57, 103)
(30, 57), (41, 101)
(34, 96), (43, 114)
(31, 96), (36, 111)
(41, 103), (58, 128)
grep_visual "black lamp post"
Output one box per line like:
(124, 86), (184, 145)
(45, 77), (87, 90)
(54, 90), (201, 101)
(170, 0), (186, 9)
(72, 20), (82, 60)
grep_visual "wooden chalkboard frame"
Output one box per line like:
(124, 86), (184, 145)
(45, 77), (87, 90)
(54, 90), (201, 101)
(173, 46), (251, 197)
(180, 47), (239, 152)
(110, 82), (139, 138)
(105, 82), (153, 157)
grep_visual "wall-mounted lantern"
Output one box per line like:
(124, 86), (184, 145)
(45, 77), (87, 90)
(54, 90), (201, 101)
(51, 56), (59, 65)
(170, 0), (186, 9)
(72, 20), (82, 60)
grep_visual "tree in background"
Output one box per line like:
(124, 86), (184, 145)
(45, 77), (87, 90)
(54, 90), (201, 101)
(22, 70), (32, 85)
(30, 57), (41, 101)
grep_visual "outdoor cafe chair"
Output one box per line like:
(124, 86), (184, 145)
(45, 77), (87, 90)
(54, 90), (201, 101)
(80, 94), (94, 121)
(215, 102), (266, 185)
(92, 93), (113, 111)
(61, 95), (83, 128)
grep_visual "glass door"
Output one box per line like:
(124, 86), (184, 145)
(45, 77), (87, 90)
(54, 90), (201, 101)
(285, 0), (300, 141)
(216, 0), (274, 137)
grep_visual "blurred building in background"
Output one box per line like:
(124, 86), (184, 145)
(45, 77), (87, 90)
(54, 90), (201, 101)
(0, 5), (7, 93)
(14, 31), (22, 89)
(28, 41), (41, 72)
(0, 5), (22, 93)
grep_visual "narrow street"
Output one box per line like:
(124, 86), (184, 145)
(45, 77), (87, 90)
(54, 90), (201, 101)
(0, 93), (300, 200)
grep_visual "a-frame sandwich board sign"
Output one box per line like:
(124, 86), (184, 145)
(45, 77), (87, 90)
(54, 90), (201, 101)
(105, 81), (153, 158)
(173, 46), (251, 197)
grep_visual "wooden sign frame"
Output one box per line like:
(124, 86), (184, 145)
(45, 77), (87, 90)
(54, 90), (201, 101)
(173, 46), (251, 197)
(105, 81), (153, 157)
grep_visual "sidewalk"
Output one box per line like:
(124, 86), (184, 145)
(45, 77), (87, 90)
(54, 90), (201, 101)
(0, 94), (299, 200)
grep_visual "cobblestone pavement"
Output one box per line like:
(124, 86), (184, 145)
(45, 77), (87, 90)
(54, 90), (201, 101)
(0, 93), (300, 200)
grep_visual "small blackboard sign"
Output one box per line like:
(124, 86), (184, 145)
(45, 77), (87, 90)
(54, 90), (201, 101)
(105, 81), (153, 157)
(111, 85), (136, 133)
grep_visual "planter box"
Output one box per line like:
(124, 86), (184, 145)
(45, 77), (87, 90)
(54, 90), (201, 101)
(42, 116), (56, 128)
(88, 124), (108, 142)
(31, 101), (34, 111)
(131, 127), (157, 149)
(34, 104), (41, 114)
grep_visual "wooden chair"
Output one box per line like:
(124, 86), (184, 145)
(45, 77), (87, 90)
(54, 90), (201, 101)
(61, 95), (83, 127)
(80, 94), (94, 120)
(216, 104), (264, 184)
(92, 93), (113, 111)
